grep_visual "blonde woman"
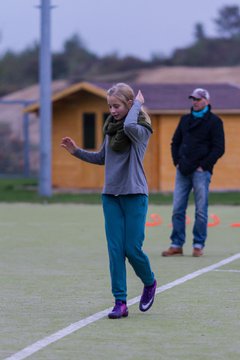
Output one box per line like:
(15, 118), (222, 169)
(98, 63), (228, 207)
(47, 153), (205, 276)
(61, 83), (157, 319)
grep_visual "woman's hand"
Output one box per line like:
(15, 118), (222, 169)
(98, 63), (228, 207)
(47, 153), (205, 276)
(61, 137), (78, 154)
(136, 90), (144, 105)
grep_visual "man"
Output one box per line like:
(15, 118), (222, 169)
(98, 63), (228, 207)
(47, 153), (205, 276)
(162, 88), (225, 257)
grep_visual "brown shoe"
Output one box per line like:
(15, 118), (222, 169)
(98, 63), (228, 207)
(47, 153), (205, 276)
(192, 248), (203, 257)
(162, 247), (183, 257)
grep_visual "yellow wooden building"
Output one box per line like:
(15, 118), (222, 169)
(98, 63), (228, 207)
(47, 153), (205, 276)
(25, 81), (240, 192)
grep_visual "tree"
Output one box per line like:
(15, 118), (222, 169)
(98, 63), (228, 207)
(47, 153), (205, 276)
(0, 123), (24, 174)
(214, 5), (240, 38)
(62, 34), (97, 79)
(194, 23), (206, 41)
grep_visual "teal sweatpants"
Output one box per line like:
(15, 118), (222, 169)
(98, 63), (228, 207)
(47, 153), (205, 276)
(102, 194), (155, 302)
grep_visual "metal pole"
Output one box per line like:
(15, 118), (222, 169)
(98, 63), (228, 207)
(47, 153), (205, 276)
(39, 0), (52, 196)
(23, 111), (30, 177)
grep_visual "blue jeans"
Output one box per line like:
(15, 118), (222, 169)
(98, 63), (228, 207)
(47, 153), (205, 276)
(170, 169), (211, 249)
(102, 194), (154, 302)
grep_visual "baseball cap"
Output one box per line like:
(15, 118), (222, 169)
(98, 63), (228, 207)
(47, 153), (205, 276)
(189, 88), (210, 100)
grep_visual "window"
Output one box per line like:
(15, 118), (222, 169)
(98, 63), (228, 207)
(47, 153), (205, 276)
(83, 113), (96, 149)
(103, 112), (110, 125)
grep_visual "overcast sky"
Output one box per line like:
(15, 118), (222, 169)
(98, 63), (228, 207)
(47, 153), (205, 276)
(0, 0), (236, 60)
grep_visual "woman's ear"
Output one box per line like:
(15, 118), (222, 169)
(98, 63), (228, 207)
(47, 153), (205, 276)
(127, 100), (133, 109)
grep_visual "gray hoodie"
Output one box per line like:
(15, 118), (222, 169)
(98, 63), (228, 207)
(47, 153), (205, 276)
(73, 100), (151, 195)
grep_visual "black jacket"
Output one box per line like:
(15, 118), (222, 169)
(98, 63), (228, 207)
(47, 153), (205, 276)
(171, 105), (225, 176)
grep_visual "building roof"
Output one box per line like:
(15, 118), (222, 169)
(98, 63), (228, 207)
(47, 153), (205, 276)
(24, 82), (106, 113)
(94, 82), (240, 113)
(136, 66), (240, 84)
(25, 81), (240, 114)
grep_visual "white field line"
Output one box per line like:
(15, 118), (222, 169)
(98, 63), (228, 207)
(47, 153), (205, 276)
(214, 269), (240, 273)
(4, 252), (240, 360)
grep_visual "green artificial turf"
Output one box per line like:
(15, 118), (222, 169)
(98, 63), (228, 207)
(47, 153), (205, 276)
(1, 178), (240, 205)
(0, 203), (240, 359)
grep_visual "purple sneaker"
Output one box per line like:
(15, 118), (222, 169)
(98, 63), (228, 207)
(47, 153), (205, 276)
(139, 279), (157, 312)
(108, 300), (129, 319)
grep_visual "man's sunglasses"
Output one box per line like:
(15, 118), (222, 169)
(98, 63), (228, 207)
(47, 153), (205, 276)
(191, 97), (202, 102)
